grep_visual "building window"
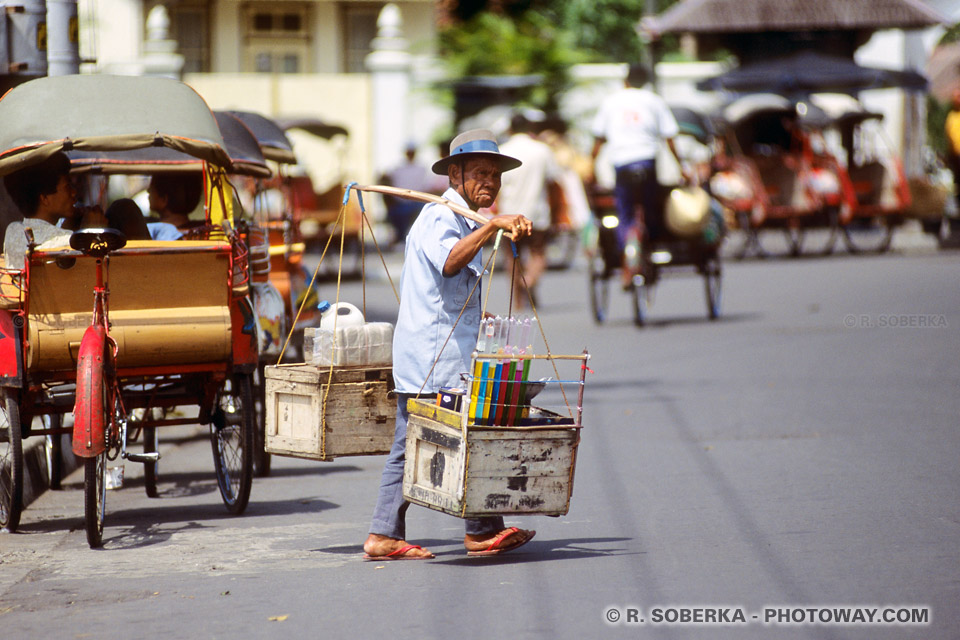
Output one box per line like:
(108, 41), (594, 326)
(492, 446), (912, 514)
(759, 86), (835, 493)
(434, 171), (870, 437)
(342, 4), (382, 73)
(244, 2), (310, 73)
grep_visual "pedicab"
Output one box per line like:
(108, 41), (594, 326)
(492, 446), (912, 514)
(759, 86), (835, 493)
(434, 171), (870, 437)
(274, 117), (362, 277)
(0, 74), (257, 547)
(709, 94), (844, 258)
(585, 105), (725, 327)
(806, 99), (912, 253)
(220, 109), (325, 477)
(226, 110), (324, 349)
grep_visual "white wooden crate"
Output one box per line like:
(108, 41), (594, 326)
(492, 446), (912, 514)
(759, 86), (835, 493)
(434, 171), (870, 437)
(264, 364), (395, 461)
(402, 399), (581, 518)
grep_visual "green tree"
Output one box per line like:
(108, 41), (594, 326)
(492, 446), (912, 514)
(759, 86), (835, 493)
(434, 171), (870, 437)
(438, 10), (587, 112)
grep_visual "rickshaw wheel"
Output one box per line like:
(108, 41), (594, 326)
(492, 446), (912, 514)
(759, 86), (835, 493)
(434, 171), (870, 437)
(725, 210), (761, 260)
(842, 216), (892, 254)
(210, 373), (254, 515)
(704, 259), (722, 320)
(631, 277), (650, 327)
(783, 225), (804, 258)
(84, 452), (106, 548)
(45, 415), (63, 490)
(1, 391), (24, 533)
(797, 207), (839, 257)
(588, 257), (610, 324)
(143, 427), (158, 498)
(84, 379), (112, 548)
(252, 365), (271, 477)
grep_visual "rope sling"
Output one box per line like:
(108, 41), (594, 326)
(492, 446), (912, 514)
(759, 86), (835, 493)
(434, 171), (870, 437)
(276, 183), (578, 457)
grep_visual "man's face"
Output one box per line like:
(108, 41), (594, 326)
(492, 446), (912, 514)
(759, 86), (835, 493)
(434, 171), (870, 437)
(147, 180), (166, 214)
(43, 174), (77, 217)
(453, 157), (502, 210)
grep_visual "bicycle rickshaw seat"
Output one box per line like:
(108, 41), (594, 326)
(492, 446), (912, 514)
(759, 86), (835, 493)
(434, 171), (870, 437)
(69, 228), (127, 257)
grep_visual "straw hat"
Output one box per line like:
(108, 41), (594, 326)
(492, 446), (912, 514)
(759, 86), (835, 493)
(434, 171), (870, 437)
(665, 186), (712, 238)
(432, 129), (522, 175)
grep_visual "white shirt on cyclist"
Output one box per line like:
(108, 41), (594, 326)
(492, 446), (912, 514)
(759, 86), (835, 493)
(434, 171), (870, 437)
(591, 85), (680, 168)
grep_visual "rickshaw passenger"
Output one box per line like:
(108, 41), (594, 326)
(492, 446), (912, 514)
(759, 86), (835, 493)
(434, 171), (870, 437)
(105, 197), (182, 241)
(2, 152), (107, 268)
(147, 172), (203, 234)
(105, 198), (150, 240)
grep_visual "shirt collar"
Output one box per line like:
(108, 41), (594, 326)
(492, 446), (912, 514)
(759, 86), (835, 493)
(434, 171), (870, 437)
(442, 187), (481, 231)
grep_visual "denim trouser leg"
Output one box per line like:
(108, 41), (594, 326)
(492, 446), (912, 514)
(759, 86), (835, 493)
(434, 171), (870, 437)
(369, 393), (504, 539)
(614, 159), (658, 250)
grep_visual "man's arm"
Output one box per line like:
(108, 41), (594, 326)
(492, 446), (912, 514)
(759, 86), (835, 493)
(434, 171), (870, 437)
(591, 137), (605, 162)
(443, 214), (532, 277)
(665, 137), (691, 185)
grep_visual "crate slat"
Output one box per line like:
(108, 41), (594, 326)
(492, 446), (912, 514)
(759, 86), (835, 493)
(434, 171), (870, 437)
(264, 364), (395, 461)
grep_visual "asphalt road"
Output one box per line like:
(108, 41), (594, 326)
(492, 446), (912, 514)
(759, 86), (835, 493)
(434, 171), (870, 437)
(2, 241), (958, 640)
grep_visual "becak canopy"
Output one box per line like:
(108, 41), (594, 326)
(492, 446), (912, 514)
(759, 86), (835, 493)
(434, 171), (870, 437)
(0, 74), (232, 177)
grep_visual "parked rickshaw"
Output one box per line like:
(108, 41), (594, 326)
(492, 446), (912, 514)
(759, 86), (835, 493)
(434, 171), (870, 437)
(221, 110), (333, 477)
(585, 106), (724, 326)
(709, 94), (845, 258)
(0, 75), (257, 546)
(226, 111), (323, 344)
(275, 117), (363, 276)
(807, 98), (912, 253)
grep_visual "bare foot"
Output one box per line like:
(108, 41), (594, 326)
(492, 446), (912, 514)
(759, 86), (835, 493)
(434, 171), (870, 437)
(464, 527), (536, 556)
(363, 533), (434, 560)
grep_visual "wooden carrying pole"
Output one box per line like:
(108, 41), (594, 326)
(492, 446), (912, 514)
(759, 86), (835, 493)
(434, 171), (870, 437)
(351, 184), (517, 241)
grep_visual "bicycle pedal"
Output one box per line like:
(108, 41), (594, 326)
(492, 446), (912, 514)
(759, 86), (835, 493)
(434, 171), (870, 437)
(124, 452), (161, 463)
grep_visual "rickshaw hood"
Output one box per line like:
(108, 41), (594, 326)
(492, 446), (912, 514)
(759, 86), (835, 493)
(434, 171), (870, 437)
(0, 75), (232, 177)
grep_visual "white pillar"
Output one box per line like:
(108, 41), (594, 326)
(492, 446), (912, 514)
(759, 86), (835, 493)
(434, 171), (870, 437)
(365, 3), (411, 176)
(47, 0), (80, 75)
(142, 4), (183, 79)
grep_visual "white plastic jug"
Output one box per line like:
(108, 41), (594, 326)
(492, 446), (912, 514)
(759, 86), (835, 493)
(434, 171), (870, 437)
(318, 301), (365, 331)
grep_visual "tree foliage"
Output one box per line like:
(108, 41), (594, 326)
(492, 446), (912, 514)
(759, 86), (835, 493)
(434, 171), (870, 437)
(435, 0), (683, 112)
(438, 10), (587, 111)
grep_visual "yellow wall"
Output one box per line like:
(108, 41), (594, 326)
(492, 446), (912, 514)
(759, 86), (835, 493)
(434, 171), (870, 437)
(185, 73), (373, 191)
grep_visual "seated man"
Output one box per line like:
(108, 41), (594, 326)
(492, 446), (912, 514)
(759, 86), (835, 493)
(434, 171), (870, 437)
(3, 152), (107, 268)
(147, 172), (203, 235)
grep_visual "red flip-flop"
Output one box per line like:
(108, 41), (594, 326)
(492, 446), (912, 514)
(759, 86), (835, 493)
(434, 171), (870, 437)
(466, 527), (536, 557)
(363, 544), (434, 561)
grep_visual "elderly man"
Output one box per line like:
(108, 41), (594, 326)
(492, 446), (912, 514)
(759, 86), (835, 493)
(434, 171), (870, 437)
(363, 129), (536, 561)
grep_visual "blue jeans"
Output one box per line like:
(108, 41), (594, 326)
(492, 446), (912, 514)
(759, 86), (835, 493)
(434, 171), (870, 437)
(369, 393), (505, 539)
(613, 159), (660, 250)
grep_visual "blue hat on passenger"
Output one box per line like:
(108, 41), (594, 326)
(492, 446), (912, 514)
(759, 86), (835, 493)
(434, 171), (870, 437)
(431, 128), (522, 175)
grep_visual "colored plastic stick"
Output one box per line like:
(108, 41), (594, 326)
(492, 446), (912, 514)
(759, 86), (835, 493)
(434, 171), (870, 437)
(494, 358), (511, 425)
(485, 361), (501, 425)
(503, 356), (518, 425)
(517, 356), (532, 419)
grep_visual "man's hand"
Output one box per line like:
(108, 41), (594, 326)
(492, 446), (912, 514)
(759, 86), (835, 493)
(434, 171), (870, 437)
(493, 213), (533, 240)
(443, 213), (533, 277)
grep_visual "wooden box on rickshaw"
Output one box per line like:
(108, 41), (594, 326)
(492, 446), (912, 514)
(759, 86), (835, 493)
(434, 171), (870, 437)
(402, 398), (581, 518)
(263, 363), (395, 461)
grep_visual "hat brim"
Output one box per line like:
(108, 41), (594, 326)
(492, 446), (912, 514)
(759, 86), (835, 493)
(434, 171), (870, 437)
(432, 151), (522, 175)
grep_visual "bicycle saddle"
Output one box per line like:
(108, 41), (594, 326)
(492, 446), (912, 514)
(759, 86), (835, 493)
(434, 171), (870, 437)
(69, 228), (127, 257)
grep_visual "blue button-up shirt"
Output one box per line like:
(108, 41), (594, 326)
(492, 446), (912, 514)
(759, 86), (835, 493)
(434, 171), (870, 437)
(393, 188), (483, 395)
